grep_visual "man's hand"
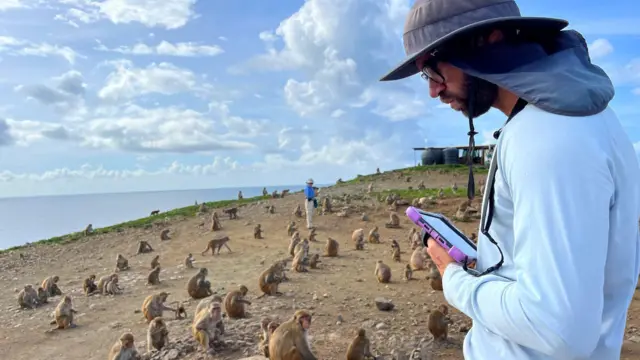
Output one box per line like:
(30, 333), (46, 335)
(426, 238), (456, 277)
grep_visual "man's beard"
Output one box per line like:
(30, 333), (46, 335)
(441, 74), (498, 118)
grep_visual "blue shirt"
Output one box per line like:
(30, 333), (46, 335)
(304, 185), (314, 200)
(443, 105), (640, 359)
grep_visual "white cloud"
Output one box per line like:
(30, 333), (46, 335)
(588, 38), (614, 59)
(236, 0), (418, 122)
(54, 0), (198, 29)
(0, 0), (29, 11)
(95, 40), (224, 57)
(97, 60), (210, 101)
(0, 156), (239, 182)
(0, 35), (83, 64)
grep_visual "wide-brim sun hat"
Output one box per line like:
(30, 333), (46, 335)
(380, 0), (569, 82)
(306, 178), (314, 184)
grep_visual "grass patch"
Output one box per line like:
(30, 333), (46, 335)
(0, 194), (274, 254)
(374, 186), (479, 199)
(339, 164), (488, 185)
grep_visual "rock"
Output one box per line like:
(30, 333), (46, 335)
(375, 322), (387, 330)
(237, 356), (269, 360)
(375, 297), (395, 311)
(163, 349), (179, 360)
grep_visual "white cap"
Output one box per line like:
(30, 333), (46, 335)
(306, 178), (314, 184)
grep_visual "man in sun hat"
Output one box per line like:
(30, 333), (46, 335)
(381, 0), (640, 359)
(303, 178), (316, 229)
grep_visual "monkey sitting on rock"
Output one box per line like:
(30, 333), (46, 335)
(384, 212), (401, 228)
(115, 254), (130, 272)
(108, 332), (141, 360)
(254, 224), (264, 239)
(224, 285), (252, 319)
(192, 301), (224, 355)
(83, 275), (98, 296)
(187, 268), (213, 299)
(346, 328), (376, 360)
(147, 317), (169, 352)
(41, 275), (62, 298)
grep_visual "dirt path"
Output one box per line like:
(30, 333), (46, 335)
(0, 169), (638, 360)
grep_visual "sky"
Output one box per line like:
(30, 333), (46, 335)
(0, 0), (638, 198)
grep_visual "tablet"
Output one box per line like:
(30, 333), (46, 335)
(405, 206), (478, 265)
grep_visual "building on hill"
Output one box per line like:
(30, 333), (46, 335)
(412, 144), (494, 167)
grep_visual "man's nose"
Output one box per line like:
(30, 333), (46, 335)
(429, 79), (445, 98)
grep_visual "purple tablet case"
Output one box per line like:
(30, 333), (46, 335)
(405, 206), (476, 265)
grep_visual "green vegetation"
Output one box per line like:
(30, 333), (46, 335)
(0, 194), (273, 254)
(339, 164), (487, 185)
(373, 186), (480, 200)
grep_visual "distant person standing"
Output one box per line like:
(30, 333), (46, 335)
(304, 179), (316, 229)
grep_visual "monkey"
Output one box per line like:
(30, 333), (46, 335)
(174, 302), (188, 320)
(105, 276), (123, 295)
(452, 182), (458, 192)
(403, 264), (413, 281)
(374, 260), (391, 283)
(470, 232), (477, 242)
(272, 190), (280, 198)
(195, 295), (224, 317)
(376, 167), (381, 174)
(265, 204), (275, 214)
(201, 236), (232, 256)
(108, 332), (141, 360)
(309, 253), (321, 269)
(147, 317), (169, 352)
(293, 238), (309, 261)
(391, 246), (401, 262)
(426, 266), (443, 291)
(222, 207), (238, 220)
(384, 212), (401, 228)
(98, 273), (118, 294)
(198, 203), (207, 213)
(41, 275), (62, 297)
(142, 292), (177, 322)
(150, 254), (160, 269)
(390, 238), (400, 251)
(417, 180), (426, 190)
(323, 237), (339, 257)
(321, 196), (332, 215)
(192, 301), (223, 354)
(259, 317), (281, 358)
(210, 211), (222, 231)
(288, 233), (301, 257)
(410, 247), (430, 270)
(84, 223), (93, 236)
(281, 189), (290, 197)
(35, 286), (49, 304)
(308, 228), (317, 242)
(291, 247), (308, 273)
(367, 226), (380, 244)
(17, 285), (39, 309)
(187, 268), (213, 299)
(115, 254), (130, 272)
(185, 253), (195, 268)
(254, 224), (264, 239)
(150, 209), (160, 216)
(367, 183), (373, 194)
(287, 221), (297, 236)
(293, 204), (303, 218)
(83, 275), (98, 296)
(438, 188), (445, 197)
(147, 266), (161, 285)
(136, 240), (154, 254)
(238, 190), (243, 200)
(269, 309), (317, 360)
(224, 284), (252, 319)
(346, 328), (376, 360)
(428, 304), (451, 341)
(352, 229), (365, 250)
(407, 228), (417, 247)
(263, 187), (268, 196)
(160, 229), (171, 241)
(257, 260), (287, 298)
(50, 295), (77, 329)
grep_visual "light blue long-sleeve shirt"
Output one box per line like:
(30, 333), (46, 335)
(443, 105), (640, 359)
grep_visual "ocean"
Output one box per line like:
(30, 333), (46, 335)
(0, 185), (303, 250)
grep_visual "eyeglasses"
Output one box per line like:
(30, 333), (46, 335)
(420, 64), (445, 85)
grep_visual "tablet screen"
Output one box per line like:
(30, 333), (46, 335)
(419, 211), (477, 257)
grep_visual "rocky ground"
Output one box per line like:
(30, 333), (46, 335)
(0, 168), (639, 360)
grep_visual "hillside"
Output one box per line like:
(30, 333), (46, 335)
(1, 164), (639, 360)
